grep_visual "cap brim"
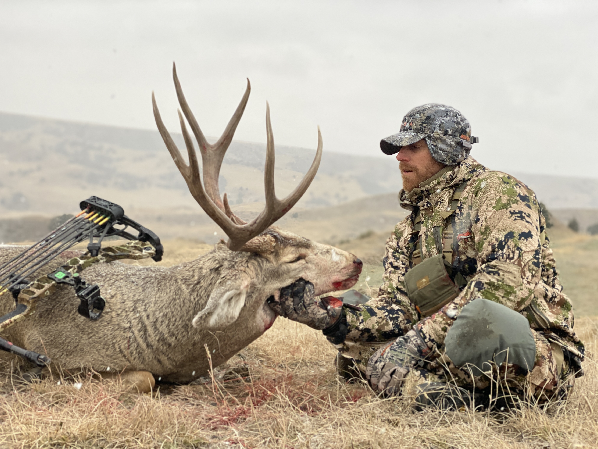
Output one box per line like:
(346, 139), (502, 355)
(380, 131), (426, 155)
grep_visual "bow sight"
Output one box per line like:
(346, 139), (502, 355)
(0, 196), (163, 366)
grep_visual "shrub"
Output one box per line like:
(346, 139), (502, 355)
(588, 223), (598, 235)
(568, 218), (580, 233)
(357, 230), (374, 240)
(539, 202), (553, 228)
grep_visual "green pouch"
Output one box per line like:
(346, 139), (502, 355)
(404, 254), (460, 317)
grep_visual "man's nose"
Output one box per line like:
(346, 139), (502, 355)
(396, 150), (408, 162)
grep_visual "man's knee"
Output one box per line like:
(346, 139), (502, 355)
(444, 298), (537, 374)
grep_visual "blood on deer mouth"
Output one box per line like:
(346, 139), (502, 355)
(332, 274), (360, 292)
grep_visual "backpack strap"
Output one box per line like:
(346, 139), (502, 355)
(411, 208), (423, 265)
(409, 181), (469, 267)
(441, 181), (469, 265)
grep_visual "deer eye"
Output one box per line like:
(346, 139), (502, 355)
(288, 254), (306, 263)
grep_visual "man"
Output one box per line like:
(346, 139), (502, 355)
(268, 104), (584, 409)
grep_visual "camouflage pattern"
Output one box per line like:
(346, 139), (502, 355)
(333, 156), (584, 400)
(366, 328), (429, 397)
(350, 317), (574, 404)
(409, 328), (573, 404)
(0, 240), (157, 332)
(380, 103), (478, 165)
(267, 278), (343, 330)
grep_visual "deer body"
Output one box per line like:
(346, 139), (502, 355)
(0, 66), (362, 388)
(0, 231), (360, 384)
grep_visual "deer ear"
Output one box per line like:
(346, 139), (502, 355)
(238, 233), (276, 255)
(192, 277), (250, 329)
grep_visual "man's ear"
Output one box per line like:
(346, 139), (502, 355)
(192, 277), (251, 330)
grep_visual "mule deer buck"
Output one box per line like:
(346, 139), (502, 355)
(0, 65), (362, 392)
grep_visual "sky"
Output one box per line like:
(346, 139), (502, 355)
(1, 0), (597, 178)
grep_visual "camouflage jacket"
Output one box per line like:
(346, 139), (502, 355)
(336, 156), (584, 366)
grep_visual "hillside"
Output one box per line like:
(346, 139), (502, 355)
(0, 111), (401, 217)
(0, 191), (407, 244)
(2, 111), (598, 220)
(549, 208), (598, 234)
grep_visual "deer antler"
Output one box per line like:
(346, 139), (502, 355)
(152, 63), (322, 252)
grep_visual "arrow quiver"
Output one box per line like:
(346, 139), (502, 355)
(0, 196), (164, 366)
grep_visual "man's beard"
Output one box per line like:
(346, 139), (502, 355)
(400, 161), (444, 192)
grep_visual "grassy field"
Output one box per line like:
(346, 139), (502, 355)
(547, 227), (598, 317)
(0, 229), (596, 448)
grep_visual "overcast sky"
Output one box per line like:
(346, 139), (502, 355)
(1, 0), (597, 178)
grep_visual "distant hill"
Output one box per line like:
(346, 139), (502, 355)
(549, 209), (598, 234)
(509, 173), (598, 210)
(85, 193), (408, 245)
(0, 111), (402, 217)
(0, 189), (407, 245)
(1, 110), (597, 219)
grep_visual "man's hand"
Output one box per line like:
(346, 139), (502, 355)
(267, 278), (342, 330)
(366, 329), (429, 396)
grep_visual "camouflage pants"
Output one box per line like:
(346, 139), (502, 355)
(340, 328), (575, 404)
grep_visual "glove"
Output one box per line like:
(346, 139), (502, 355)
(267, 278), (343, 330)
(366, 328), (429, 396)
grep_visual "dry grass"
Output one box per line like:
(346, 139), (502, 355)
(0, 317), (595, 448)
(548, 227), (598, 317)
(0, 237), (596, 448)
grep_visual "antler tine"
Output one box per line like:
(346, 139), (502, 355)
(152, 92), (192, 183)
(229, 106), (323, 252)
(154, 67), (322, 253)
(152, 91), (235, 235)
(177, 110), (201, 183)
(273, 126), (322, 222)
(173, 63), (250, 210)
(264, 102), (277, 210)
(223, 193), (246, 225)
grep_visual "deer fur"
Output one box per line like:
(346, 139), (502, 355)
(0, 67), (363, 392)
(0, 229), (361, 389)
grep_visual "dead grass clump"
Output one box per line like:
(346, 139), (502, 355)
(1, 316), (595, 448)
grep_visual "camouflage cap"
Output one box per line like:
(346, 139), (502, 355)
(380, 103), (478, 165)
